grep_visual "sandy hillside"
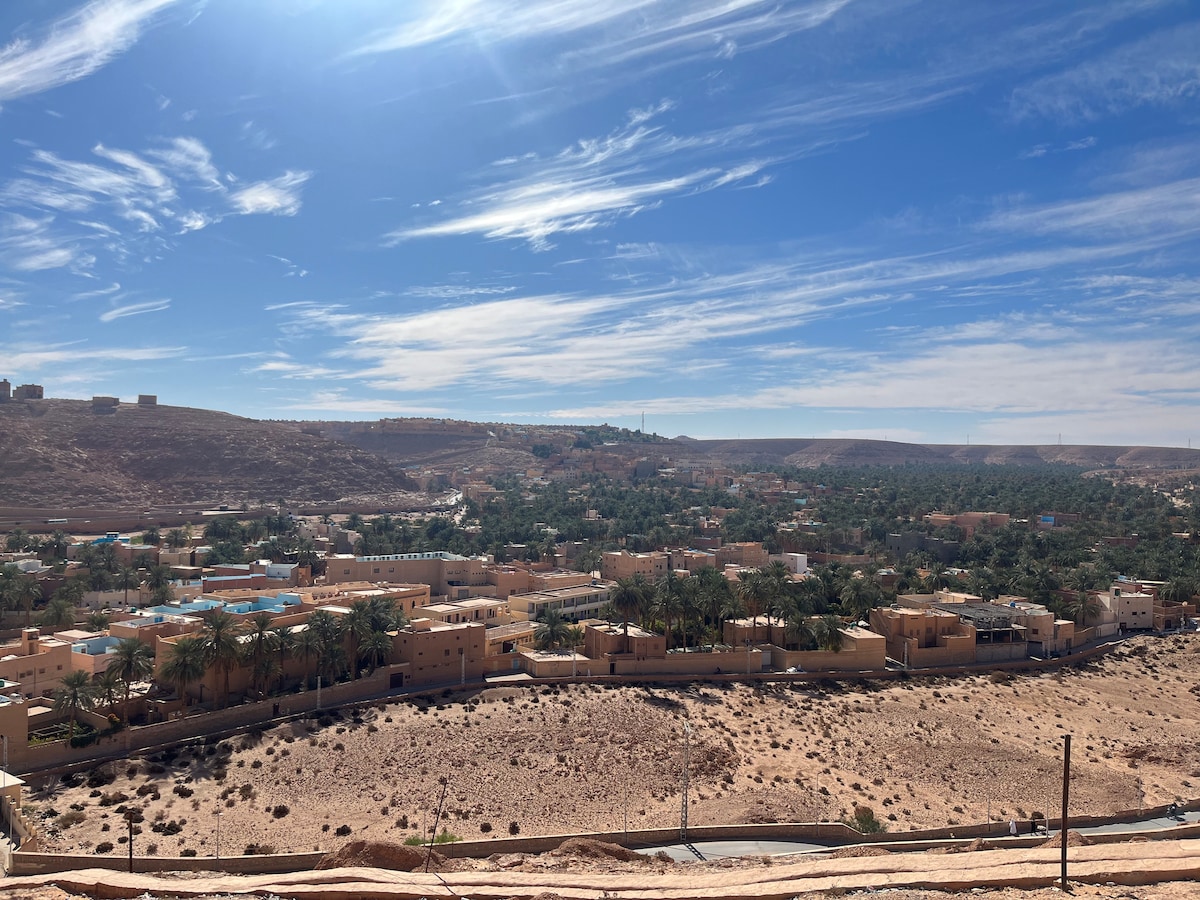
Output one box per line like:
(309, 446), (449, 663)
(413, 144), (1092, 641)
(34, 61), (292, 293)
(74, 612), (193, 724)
(24, 632), (1200, 859)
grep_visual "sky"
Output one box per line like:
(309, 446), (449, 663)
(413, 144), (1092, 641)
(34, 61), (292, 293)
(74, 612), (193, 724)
(1, 1), (1199, 447)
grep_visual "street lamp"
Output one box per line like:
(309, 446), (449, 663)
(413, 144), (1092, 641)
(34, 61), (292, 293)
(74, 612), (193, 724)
(213, 809), (222, 860)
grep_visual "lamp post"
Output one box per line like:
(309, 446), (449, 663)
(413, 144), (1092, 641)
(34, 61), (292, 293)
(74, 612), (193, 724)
(214, 809), (222, 860)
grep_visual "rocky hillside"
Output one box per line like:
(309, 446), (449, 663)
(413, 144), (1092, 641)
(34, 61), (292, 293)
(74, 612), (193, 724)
(0, 400), (417, 508)
(4, 399), (1196, 509)
(672, 438), (1200, 470)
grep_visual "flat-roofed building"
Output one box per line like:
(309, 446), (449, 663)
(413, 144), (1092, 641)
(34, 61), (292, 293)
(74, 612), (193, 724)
(1103, 584), (1155, 631)
(0, 629), (73, 698)
(391, 619), (486, 686)
(415, 596), (510, 625)
(508, 582), (612, 622)
(326, 551), (487, 595)
(600, 550), (667, 581)
(869, 605), (976, 667)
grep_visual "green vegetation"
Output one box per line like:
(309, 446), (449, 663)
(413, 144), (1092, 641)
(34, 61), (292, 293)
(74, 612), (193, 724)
(403, 830), (461, 845)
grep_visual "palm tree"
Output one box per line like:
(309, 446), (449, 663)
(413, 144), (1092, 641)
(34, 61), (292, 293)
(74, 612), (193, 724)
(294, 625), (323, 687)
(39, 596), (77, 631)
(653, 571), (686, 650)
(87, 610), (112, 632)
(159, 636), (207, 705)
(736, 571), (771, 640)
(14, 576), (43, 628)
(809, 614), (846, 652)
(609, 577), (644, 638)
(199, 610), (244, 708)
(269, 624), (295, 693)
(111, 637), (155, 723)
(534, 607), (572, 651)
(113, 566), (140, 607)
(244, 613), (277, 694)
(342, 600), (375, 680)
(838, 578), (881, 624)
(358, 629), (393, 673)
(164, 528), (188, 550)
(95, 665), (123, 714)
(1065, 591), (1103, 628)
(54, 670), (98, 744)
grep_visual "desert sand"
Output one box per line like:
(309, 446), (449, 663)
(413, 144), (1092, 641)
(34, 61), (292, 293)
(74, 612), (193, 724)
(23, 632), (1200, 864)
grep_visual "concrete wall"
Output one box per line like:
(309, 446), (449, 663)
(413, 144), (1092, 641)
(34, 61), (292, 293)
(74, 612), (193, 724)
(9, 850), (324, 876)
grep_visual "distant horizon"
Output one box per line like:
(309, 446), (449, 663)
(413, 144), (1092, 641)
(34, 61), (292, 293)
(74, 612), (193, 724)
(6, 391), (1199, 452)
(1, 3), (1198, 447)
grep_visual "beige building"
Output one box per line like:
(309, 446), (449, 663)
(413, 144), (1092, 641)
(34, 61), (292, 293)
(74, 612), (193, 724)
(391, 619), (486, 687)
(990, 597), (1075, 656)
(415, 596), (511, 625)
(0, 629), (73, 699)
(771, 624), (886, 673)
(1102, 584), (1155, 630)
(508, 582), (612, 622)
(326, 552), (488, 596)
(600, 550), (668, 581)
(870, 606), (976, 667)
(714, 542), (769, 569)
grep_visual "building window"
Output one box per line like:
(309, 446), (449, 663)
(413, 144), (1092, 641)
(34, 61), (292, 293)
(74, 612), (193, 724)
(444, 649), (450, 657)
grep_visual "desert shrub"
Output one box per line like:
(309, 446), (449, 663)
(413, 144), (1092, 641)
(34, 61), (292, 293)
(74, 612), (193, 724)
(272, 804), (290, 819)
(172, 785), (194, 798)
(58, 809), (86, 828)
(180, 848), (197, 857)
(335, 825), (351, 836)
(479, 822), (492, 833)
(95, 842), (114, 853)
(245, 843), (277, 855)
(844, 805), (887, 834)
(508, 821), (520, 835)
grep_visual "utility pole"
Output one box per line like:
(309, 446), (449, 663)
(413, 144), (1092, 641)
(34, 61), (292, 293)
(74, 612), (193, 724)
(426, 777), (449, 873)
(680, 721), (691, 842)
(1061, 734), (1071, 891)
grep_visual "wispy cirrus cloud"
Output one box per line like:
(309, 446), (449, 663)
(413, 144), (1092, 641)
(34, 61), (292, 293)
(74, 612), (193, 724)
(98, 298), (170, 322)
(229, 171), (311, 216)
(0, 137), (311, 270)
(352, 0), (850, 66)
(1010, 22), (1200, 122)
(0, 213), (94, 272)
(983, 177), (1200, 242)
(388, 103), (772, 249)
(0, 341), (182, 370)
(0, 0), (181, 102)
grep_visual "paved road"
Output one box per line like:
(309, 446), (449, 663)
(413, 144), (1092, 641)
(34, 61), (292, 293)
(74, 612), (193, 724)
(637, 811), (1200, 861)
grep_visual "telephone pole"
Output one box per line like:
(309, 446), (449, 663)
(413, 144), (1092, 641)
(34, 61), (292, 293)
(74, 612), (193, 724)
(680, 721), (691, 842)
(1061, 734), (1071, 891)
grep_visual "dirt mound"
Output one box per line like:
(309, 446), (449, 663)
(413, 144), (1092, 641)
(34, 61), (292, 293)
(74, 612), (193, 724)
(946, 838), (997, 853)
(553, 838), (649, 863)
(828, 845), (892, 858)
(1038, 830), (1093, 849)
(315, 839), (445, 871)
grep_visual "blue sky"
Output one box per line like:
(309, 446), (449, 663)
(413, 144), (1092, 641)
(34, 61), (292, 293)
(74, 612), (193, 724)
(1, 1), (1199, 446)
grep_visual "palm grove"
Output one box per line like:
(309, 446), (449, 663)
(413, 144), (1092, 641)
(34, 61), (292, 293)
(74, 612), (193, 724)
(6, 463), (1200, 728)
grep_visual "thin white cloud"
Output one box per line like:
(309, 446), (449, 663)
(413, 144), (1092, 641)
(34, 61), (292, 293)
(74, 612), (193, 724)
(984, 177), (1200, 241)
(352, 0), (850, 64)
(0, 137), (311, 268)
(99, 299), (170, 322)
(1011, 22), (1200, 122)
(147, 137), (222, 189)
(0, 0), (181, 102)
(0, 213), (92, 272)
(229, 171), (311, 216)
(0, 342), (182, 369)
(389, 106), (771, 249)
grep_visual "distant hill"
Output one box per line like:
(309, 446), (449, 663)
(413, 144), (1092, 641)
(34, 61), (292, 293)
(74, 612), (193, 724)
(0, 400), (418, 508)
(671, 438), (1200, 470)
(3, 399), (1197, 510)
